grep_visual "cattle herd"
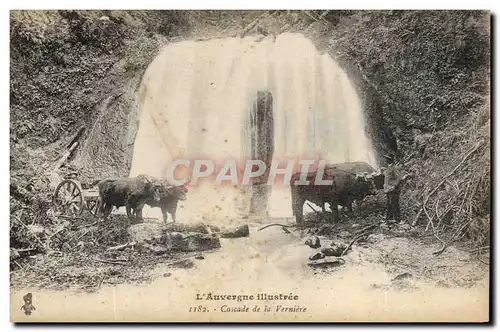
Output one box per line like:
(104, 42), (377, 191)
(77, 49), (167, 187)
(290, 161), (386, 224)
(92, 161), (398, 225)
(93, 175), (188, 223)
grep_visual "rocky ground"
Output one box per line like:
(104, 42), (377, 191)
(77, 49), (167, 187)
(10, 194), (489, 294)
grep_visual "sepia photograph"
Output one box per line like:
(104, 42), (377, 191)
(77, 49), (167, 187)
(8, 8), (491, 322)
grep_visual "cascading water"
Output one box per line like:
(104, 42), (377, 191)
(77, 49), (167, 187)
(129, 33), (377, 224)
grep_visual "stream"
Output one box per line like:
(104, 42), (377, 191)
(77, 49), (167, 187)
(11, 222), (489, 322)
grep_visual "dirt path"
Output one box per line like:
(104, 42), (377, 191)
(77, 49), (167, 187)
(11, 222), (489, 322)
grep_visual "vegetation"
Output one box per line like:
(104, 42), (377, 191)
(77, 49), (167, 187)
(317, 10), (490, 247)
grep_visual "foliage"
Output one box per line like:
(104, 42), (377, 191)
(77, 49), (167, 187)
(320, 10), (490, 245)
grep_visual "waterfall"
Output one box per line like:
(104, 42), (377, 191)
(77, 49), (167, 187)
(129, 33), (377, 223)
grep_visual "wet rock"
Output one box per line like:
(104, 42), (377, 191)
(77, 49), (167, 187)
(321, 247), (338, 257)
(323, 243), (347, 257)
(220, 225), (249, 238)
(305, 236), (321, 249)
(308, 257), (345, 268)
(309, 252), (325, 260)
(162, 232), (221, 252)
(169, 259), (195, 269)
(391, 272), (412, 281)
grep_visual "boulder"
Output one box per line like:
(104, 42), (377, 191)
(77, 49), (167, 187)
(169, 259), (195, 269)
(127, 223), (221, 252)
(309, 252), (325, 261)
(220, 225), (250, 238)
(162, 232), (221, 252)
(305, 236), (321, 249)
(165, 222), (249, 238)
(319, 242), (347, 256)
(128, 223), (165, 243)
(166, 222), (219, 234)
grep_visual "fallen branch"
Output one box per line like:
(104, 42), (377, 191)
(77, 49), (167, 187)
(95, 258), (127, 266)
(73, 227), (94, 243)
(477, 256), (489, 265)
(107, 242), (137, 251)
(469, 246), (490, 253)
(341, 231), (370, 257)
(354, 223), (379, 235)
(53, 141), (79, 171)
(432, 232), (447, 256)
(48, 222), (69, 239)
(412, 141), (484, 226)
(258, 223), (297, 232)
(15, 247), (37, 252)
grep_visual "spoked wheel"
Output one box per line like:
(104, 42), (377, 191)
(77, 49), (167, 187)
(53, 179), (84, 217)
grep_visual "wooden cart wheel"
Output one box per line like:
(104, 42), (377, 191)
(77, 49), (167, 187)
(86, 197), (101, 217)
(53, 179), (84, 217)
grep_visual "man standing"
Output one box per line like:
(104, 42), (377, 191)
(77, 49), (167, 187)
(384, 164), (409, 223)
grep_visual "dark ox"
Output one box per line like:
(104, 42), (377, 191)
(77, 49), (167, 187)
(136, 183), (188, 223)
(326, 161), (385, 190)
(325, 161), (385, 210)
(96, 176), (162, 223)
(290, 168), (378, 224)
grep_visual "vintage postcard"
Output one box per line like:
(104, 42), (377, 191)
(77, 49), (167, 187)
(10, 9), (490, 322)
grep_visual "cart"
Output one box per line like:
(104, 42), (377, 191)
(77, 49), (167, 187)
(52, 173), (101, 217)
